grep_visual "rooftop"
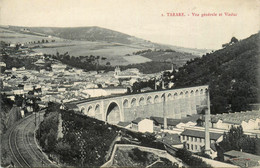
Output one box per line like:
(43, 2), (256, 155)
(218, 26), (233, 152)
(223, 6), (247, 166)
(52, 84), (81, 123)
(224, 150), (260, 161)
(117, 121), (131, 127)
(224, 150), (260, 167)
(150, 114), (200, 126)
(131, 117), (144, 124)
(208, 110), (260, 124)
(159, 133), (182, 146)
(180, 129), (223, 140)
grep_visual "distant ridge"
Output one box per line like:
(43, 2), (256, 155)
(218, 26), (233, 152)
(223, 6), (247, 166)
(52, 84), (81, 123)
(5, 26), (161, 47)
(3, 25), (210, 55)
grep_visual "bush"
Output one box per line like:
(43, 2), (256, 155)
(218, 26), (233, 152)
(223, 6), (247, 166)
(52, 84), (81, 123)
(176, 148), (211, 167)
(36, 111), (59, 152)
(129, 148), (148, 162)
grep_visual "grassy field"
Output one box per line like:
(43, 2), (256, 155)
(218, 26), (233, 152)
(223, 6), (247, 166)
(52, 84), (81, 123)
(0, 28), (62, 43)
(138, 50), (198, 67)
(33, 42), (148, 65)
(141, 51), (196, 62)
(0, 28), (148, 65)
(0, 27), (200, 66)
(123, 55), (152, 64)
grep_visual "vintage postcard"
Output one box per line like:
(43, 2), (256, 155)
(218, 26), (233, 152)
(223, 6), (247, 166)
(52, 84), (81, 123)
(0, 0), (259, 167)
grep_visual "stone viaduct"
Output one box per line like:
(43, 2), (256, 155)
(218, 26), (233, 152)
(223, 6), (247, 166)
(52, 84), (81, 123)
(67, 85), (209, 124)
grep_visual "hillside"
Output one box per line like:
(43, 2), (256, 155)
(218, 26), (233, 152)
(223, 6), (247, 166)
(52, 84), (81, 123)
(1, 26), (203, 68)
(37, 107), (165, 167)
(6, 26), (165, 48)
(2, 25), (209, 54)
(171, 32), (260, 114)
(0, 95), (13, 135)
(0, 94), (23, 135)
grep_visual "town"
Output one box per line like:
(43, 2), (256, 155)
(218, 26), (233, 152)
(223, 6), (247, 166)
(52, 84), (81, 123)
(1, 32), (260, 167)
(0, 0), (259, 167)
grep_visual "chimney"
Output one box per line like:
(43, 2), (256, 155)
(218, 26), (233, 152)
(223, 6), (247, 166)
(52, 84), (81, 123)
(204, 88), (211, 155)
(163, 93), (167, 129)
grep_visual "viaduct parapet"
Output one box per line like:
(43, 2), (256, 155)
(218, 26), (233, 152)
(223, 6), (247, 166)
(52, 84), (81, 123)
(67, 85), (209, 124)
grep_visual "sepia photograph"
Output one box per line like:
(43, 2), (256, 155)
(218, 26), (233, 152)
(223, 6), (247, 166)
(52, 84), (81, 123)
(0, 0), (260, 167)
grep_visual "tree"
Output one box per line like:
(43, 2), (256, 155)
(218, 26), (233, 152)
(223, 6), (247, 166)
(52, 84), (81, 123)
(218, 126), (256, 159)
(15, 95), (23, 107)
(15, 44), (20, 50)
(96, 56), (100, 72)
(230, 96), (249, 112)
(176, 148), (210, 167)
(230, 37), (238, 44)
(23, 75), (28, 81)
(211, 95), (228, 114)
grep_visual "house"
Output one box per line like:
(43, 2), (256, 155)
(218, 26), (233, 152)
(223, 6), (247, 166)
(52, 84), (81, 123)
(131, 117), (144, 131)
(62, 103), (79, 112)
(201, 110), (260, 131)
(131, 118), (154, 133)
(13, 89), (24, 95)
(117, 121), (131, 129)
(29, 52), (44, 57)
(180, 129), (223, 158)
(82, 87), (127, 98)
(51, 64), (66, 73)
(104, 87), (127, 95)
(150, 114), (200, 130)
(58, 87), (66, 92)
(141, 87), (153, 92)
(157, 132), (183, 148)
(1, 87), (13, 95)
(0, 62), (6, 67)
(24, 84), (34, 91)
(34, 59), (45, 66)
(151, 116), (182, 129)
(114, 67), (140, 79)
(10, 44), (16, 47)
(138, 118), (154, 133)
(224, 150), (260, 167)
(74, 69), (83, 74)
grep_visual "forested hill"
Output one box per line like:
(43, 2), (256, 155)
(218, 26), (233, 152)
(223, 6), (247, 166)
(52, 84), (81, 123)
(172, 32), (260, 114)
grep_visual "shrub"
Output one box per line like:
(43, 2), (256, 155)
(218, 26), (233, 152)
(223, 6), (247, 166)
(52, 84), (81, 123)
(176, 148), (211, 167)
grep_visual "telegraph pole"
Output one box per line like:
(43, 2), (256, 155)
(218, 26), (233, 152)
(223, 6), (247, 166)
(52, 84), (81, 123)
(38, 109), (40, 126)
(35, 101), (37, 126)
(154, 78), (157, 90)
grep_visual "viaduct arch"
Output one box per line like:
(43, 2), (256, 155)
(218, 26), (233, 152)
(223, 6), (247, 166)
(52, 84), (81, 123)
(69, 85), (209, 125)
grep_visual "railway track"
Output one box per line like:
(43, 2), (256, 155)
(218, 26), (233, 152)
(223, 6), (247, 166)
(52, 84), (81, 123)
(9, 115), (32, 167)
(24, 114), (56, 167)
(8, 113), (58, 167)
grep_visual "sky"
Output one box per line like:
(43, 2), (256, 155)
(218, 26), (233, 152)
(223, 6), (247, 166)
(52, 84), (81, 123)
(0, 0), (259, 49)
